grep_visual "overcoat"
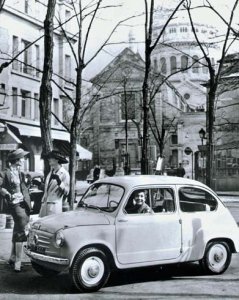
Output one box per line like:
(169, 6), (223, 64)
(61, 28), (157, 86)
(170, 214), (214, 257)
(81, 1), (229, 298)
(0, 169), (31, 214)
(39, 166), (70, 217)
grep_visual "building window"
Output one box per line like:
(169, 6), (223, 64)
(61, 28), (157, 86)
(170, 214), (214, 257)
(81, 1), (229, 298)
(160, 57), (167, 74)
(211, 57), (215, 67)
(53, 98), (59, 125)
(171, 134), (178, 144)
(12, 88), (18, 116)
(192, 55), (199, 73)
(170, 56), (177, 73)
(181, 55), (188, 72)
(169, 27), (176, 33)
(180, 27), (188, 32)
(25, 0), (29, 14)
(65, 55), (71, 81)
(12, 36), (19, 71)
(35, 44), (40, 77)
(21, 40), (32, 75)
(202, 58), (208, 74)
(21, 90), (31, 118)
(34, 93), (39, 120)
(65, 10), (71, 31)
(121, 92), (136, 120)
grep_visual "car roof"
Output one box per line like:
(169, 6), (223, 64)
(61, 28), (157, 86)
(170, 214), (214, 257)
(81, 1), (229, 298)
(96, 175), (208, 190)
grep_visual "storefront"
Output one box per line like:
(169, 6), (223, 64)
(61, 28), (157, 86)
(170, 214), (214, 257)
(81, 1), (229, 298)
(0, 122), (92, 173)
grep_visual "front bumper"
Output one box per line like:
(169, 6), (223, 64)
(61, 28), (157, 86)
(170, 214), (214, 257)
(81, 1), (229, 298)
(24, 246), (69, 265)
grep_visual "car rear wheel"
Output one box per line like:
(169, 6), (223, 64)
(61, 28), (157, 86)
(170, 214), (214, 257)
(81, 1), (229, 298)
(71, 247), (110, 293)
(31, 261), (61, 277)
(200, 241), (231, 274)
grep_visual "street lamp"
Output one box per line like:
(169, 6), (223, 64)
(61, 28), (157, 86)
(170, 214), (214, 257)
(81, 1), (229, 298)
(199, 128), (206, 145)
(198, 128), (206, 182)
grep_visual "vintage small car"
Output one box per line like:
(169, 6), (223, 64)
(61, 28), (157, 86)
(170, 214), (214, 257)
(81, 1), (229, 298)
(24, 176), (239, 293)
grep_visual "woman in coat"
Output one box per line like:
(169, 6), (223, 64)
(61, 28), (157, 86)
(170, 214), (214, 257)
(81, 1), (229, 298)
(38, 150), (70, 217)
(0, 148), (31, 272)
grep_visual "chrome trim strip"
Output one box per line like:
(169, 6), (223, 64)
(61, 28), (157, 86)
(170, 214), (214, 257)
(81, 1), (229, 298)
(24, 246), (69, 265)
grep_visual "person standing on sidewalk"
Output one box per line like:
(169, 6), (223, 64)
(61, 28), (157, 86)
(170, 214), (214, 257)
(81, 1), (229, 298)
(177, 163), (186, 177)
(0, 148), (31, 272)
(38, 150), (70, 217)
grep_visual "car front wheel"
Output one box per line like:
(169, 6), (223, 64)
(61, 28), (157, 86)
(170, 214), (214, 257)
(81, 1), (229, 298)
(200, 241), (231, 274)
(71, 247), (110, 293)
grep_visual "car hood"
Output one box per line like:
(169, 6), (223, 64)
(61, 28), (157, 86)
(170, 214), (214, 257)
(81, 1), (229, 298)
(32, 209), (111, 233)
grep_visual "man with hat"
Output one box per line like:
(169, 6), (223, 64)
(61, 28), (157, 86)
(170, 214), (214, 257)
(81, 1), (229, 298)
(38, 150), (70, 217)
(0, 148), (31, 272)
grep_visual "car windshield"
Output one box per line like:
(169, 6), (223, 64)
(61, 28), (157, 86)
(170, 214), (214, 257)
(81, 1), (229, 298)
(78, 183), (124, 212)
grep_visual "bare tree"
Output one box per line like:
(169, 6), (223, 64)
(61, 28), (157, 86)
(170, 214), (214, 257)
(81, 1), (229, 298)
(56, 0), (137, 209)
(39, 0), (57, 175)
(185, 0), (239, 188)
(0, 0), (5, 12)
(141, 0), (185, 174)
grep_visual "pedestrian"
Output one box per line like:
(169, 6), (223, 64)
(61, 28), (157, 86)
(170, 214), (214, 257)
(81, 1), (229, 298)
(167, 165), (176, 176)
(0, 148), (31, 272)
(93, 165), (101, 182)
(177, 163), (186, 177)
(38, 150), (70, 217)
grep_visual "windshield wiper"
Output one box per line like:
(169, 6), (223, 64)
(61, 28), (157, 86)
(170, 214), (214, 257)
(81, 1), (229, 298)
(78, 203), (102, 211)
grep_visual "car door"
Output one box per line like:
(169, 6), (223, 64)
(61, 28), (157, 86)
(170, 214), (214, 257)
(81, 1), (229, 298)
(116, 186), (182, 265)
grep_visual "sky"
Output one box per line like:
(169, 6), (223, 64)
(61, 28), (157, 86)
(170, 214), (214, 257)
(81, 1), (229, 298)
(82, 0), (239, 80)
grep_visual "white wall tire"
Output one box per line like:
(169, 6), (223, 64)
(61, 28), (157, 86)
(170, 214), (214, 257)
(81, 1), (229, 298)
(200, 242), (231, 275)
(71, 247), (110, 293)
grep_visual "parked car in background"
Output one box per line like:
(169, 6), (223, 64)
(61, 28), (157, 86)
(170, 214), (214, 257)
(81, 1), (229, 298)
(24, 176), (239, 293)
(26, 172), (44, 214)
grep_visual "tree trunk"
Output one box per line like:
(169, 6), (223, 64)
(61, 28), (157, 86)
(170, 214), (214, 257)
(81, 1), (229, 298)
(206, 85), (216, 188)
(39, 0), (56, 176)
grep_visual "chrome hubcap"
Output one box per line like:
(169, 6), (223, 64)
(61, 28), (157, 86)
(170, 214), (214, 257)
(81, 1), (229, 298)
(208, 244), (227, 271)
(80, 256), (104, 286)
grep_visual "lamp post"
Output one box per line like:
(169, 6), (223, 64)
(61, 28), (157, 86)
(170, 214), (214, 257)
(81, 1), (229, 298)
(199, 128), (206, 182)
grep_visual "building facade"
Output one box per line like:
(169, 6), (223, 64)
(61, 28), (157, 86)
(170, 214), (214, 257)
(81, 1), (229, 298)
(0, 0), (80, 172)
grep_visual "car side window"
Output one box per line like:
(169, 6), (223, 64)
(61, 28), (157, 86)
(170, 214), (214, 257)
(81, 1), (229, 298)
(151, 188), (175, 213)
(179, 187), (217, 212)
(125, 189), (153, 214)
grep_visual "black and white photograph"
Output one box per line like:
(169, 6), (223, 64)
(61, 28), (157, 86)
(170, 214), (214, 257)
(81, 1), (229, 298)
(0, 0), (239, 299)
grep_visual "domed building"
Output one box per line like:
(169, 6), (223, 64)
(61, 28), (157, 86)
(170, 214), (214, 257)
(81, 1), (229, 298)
(151, 8), (221, 178)
(152, 8), (219, 111)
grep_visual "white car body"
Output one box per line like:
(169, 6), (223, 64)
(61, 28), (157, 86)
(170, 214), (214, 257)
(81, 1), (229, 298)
(25, 176), (239, 292)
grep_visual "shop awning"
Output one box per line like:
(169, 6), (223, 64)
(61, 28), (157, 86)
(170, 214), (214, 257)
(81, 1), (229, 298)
(54, 140), (92, 161)
(6, 122), (92, 161)
(0, 122), (22, 150)
(76, 144), (92, 160)
(7, 122), (70, 141)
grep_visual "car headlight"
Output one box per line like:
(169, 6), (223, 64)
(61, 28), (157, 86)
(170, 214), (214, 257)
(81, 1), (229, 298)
(55, 230), (65, 248)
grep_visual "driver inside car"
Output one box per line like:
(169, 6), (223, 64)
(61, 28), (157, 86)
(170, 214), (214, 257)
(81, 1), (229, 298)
(126, 190), (153, 214)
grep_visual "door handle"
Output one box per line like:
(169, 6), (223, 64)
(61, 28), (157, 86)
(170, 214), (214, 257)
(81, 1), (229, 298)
(118, 219), (128, 222)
